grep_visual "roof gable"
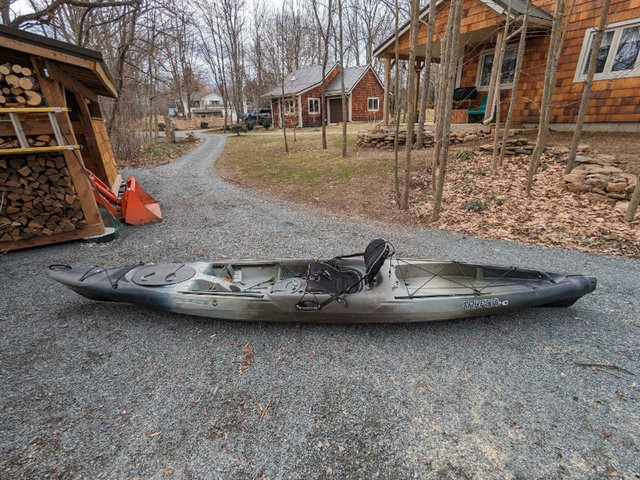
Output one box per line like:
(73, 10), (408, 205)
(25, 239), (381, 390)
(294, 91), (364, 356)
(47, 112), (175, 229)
(0, 24), (118, 98)
(373, 0), (552, 58)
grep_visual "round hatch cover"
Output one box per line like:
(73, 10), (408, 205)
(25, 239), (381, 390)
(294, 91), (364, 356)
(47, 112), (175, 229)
(132, 264), (196, 286)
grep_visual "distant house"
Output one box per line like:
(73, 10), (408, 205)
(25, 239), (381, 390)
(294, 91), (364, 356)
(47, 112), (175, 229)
(188, 92), (226, 118)
(263, 63), (384, 128)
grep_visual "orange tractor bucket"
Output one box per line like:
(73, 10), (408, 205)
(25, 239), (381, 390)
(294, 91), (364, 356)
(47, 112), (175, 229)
(87, 171), (163, 226)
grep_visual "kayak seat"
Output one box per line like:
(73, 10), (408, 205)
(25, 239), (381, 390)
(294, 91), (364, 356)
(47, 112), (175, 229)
(364, 239), (392, 286)
(306, 262), (362, 295)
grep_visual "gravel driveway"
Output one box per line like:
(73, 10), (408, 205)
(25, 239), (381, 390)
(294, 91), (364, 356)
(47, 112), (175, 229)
(1, 132), (639, 479)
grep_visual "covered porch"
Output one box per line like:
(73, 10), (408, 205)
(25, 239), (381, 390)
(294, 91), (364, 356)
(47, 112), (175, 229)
(374, 0), (553, 126)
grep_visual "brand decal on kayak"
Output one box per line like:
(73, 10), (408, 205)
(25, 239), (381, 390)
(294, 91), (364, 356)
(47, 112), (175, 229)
(463, 298), (508, 310)
(176, 298), (218, 306)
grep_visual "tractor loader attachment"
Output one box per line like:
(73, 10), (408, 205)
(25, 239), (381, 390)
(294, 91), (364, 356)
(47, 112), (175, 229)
(87, 170), (162, 226)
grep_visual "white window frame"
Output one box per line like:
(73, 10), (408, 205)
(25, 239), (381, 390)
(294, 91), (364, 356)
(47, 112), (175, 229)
(574, 17), (640, 83)
(367, 97), (380, 111)
(475, 46), (519, 91)
(284, 98), (296, 116)
(308, 97), (320, 114)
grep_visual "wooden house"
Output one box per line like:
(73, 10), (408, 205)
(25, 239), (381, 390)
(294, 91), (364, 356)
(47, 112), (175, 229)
(0, 25), (120, 251)
(374, 0), (640, 131)
(263, 63), (385, 128)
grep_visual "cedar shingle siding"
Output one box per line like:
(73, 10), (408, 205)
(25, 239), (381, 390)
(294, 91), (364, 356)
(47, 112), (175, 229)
(378, 0), (640, 125)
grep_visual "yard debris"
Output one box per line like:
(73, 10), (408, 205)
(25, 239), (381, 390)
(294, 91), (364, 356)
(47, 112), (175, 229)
(574, 362), (637, 376)
(238, 343), (254, 374)
(259, 398), (272, 422)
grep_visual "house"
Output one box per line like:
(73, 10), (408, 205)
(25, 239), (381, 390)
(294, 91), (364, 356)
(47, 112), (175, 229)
(374, 0), (640, 131)
(189, 91), (225, 117)
(263, 63), (384, 128)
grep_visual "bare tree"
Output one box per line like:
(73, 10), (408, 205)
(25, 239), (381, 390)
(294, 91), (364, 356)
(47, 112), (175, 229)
(415, 0), (436, 150)
(401, 0), (420, 210)
(626, 176), (640, 222)
(1, 0), (139, 28)
(525, 0), (574, 195)
(565, 0), (610, 174)
(391, 0), (402, 205)
(312, 0), (334, 150)
(490, 0), (513, 171)
(498, 0), (530, 168)
(338, 0), (348, 157)
(431, 0), (463, 221)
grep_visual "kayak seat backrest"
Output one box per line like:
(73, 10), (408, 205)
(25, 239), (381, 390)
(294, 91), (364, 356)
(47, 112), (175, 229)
(306, 262), (362, 295)
(364, 239), (391, 286)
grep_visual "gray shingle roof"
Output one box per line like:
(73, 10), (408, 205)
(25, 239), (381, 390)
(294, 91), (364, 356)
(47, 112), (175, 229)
(263, 64), (377, 98)
(263, 65), (326, 97)
(325, 65), (370, 95)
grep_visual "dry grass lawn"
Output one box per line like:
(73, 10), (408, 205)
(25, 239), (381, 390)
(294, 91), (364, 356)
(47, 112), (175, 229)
(217, 130), (640, 258)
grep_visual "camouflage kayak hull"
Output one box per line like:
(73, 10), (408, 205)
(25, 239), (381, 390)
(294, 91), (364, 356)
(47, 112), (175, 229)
(47, 257), (597, 323)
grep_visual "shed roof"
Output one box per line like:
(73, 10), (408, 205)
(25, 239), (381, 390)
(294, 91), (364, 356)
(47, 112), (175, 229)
(0, 25), (118, 98)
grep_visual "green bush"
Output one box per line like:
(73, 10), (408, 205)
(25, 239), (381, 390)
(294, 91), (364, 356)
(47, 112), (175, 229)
(261, 118), (272, 130)
(245, 122), (255, 131)
(464, 199), (488, 212)
(229, 124), (247, 136)
(455, 148), (474, 161)
(200, 122), (209, 129)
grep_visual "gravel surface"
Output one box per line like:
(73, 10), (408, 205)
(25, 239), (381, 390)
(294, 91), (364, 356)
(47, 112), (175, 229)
(1, 131), (639, 479)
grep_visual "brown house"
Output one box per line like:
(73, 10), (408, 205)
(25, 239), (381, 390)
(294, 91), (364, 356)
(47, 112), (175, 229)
(263, 63), (384, 128)
(375, 0), (640, 131)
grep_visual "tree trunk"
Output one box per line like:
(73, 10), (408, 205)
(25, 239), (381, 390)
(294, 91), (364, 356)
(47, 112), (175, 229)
(565, 0), (610, 174)
(416, 0), (437, 150)
(339, 0), (348, 157)
(432, 0), (463, 221)
(392, 0), (401, 205)
(431, 0), (457, 191)
(491, 0), (513, 171)
(499, 0), (530, 167)
(625, 174), (640, 222)
(525, 0), (569, 195)
(401, 0), (421, 210)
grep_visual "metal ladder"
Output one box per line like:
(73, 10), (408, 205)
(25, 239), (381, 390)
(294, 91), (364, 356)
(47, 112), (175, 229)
(0, 107), (80, 155)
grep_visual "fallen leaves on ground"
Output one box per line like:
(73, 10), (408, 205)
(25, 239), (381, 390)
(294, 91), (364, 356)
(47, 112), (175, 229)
(409, 153), (640, 258)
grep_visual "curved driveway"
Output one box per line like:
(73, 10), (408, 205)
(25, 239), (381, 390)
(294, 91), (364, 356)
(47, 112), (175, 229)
(1, 132), (639, 478)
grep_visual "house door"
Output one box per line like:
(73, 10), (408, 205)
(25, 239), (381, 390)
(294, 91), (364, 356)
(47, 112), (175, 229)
(329, 98), (343, 123)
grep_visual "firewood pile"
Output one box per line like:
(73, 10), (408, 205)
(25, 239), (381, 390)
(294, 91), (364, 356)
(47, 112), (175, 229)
(0, 154), (87, 242)
(0, 62), (44, 106)
(356, 128), (491, 149)
(0, 134), (57, 149)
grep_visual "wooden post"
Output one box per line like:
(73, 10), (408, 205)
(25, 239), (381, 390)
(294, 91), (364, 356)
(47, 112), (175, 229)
(383, 55), (392, 126)
(414, 63), (422, 124)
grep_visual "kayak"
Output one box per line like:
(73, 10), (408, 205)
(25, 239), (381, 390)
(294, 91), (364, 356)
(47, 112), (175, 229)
(47, 239), (596, 323)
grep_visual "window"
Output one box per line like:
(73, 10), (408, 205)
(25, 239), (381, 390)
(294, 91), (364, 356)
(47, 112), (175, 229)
(284, 99), (296, 115)
(308, 98), (320, 114)
(476, 47), (518, 89)
(575, 18), (640, 82)
(367, 97), (380, 111)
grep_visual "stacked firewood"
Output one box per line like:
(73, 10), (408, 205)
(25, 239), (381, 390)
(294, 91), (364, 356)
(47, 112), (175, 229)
(0, 134), (57, 149)
(0, 154), (87, 242)
(0, 62), (44, 106)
